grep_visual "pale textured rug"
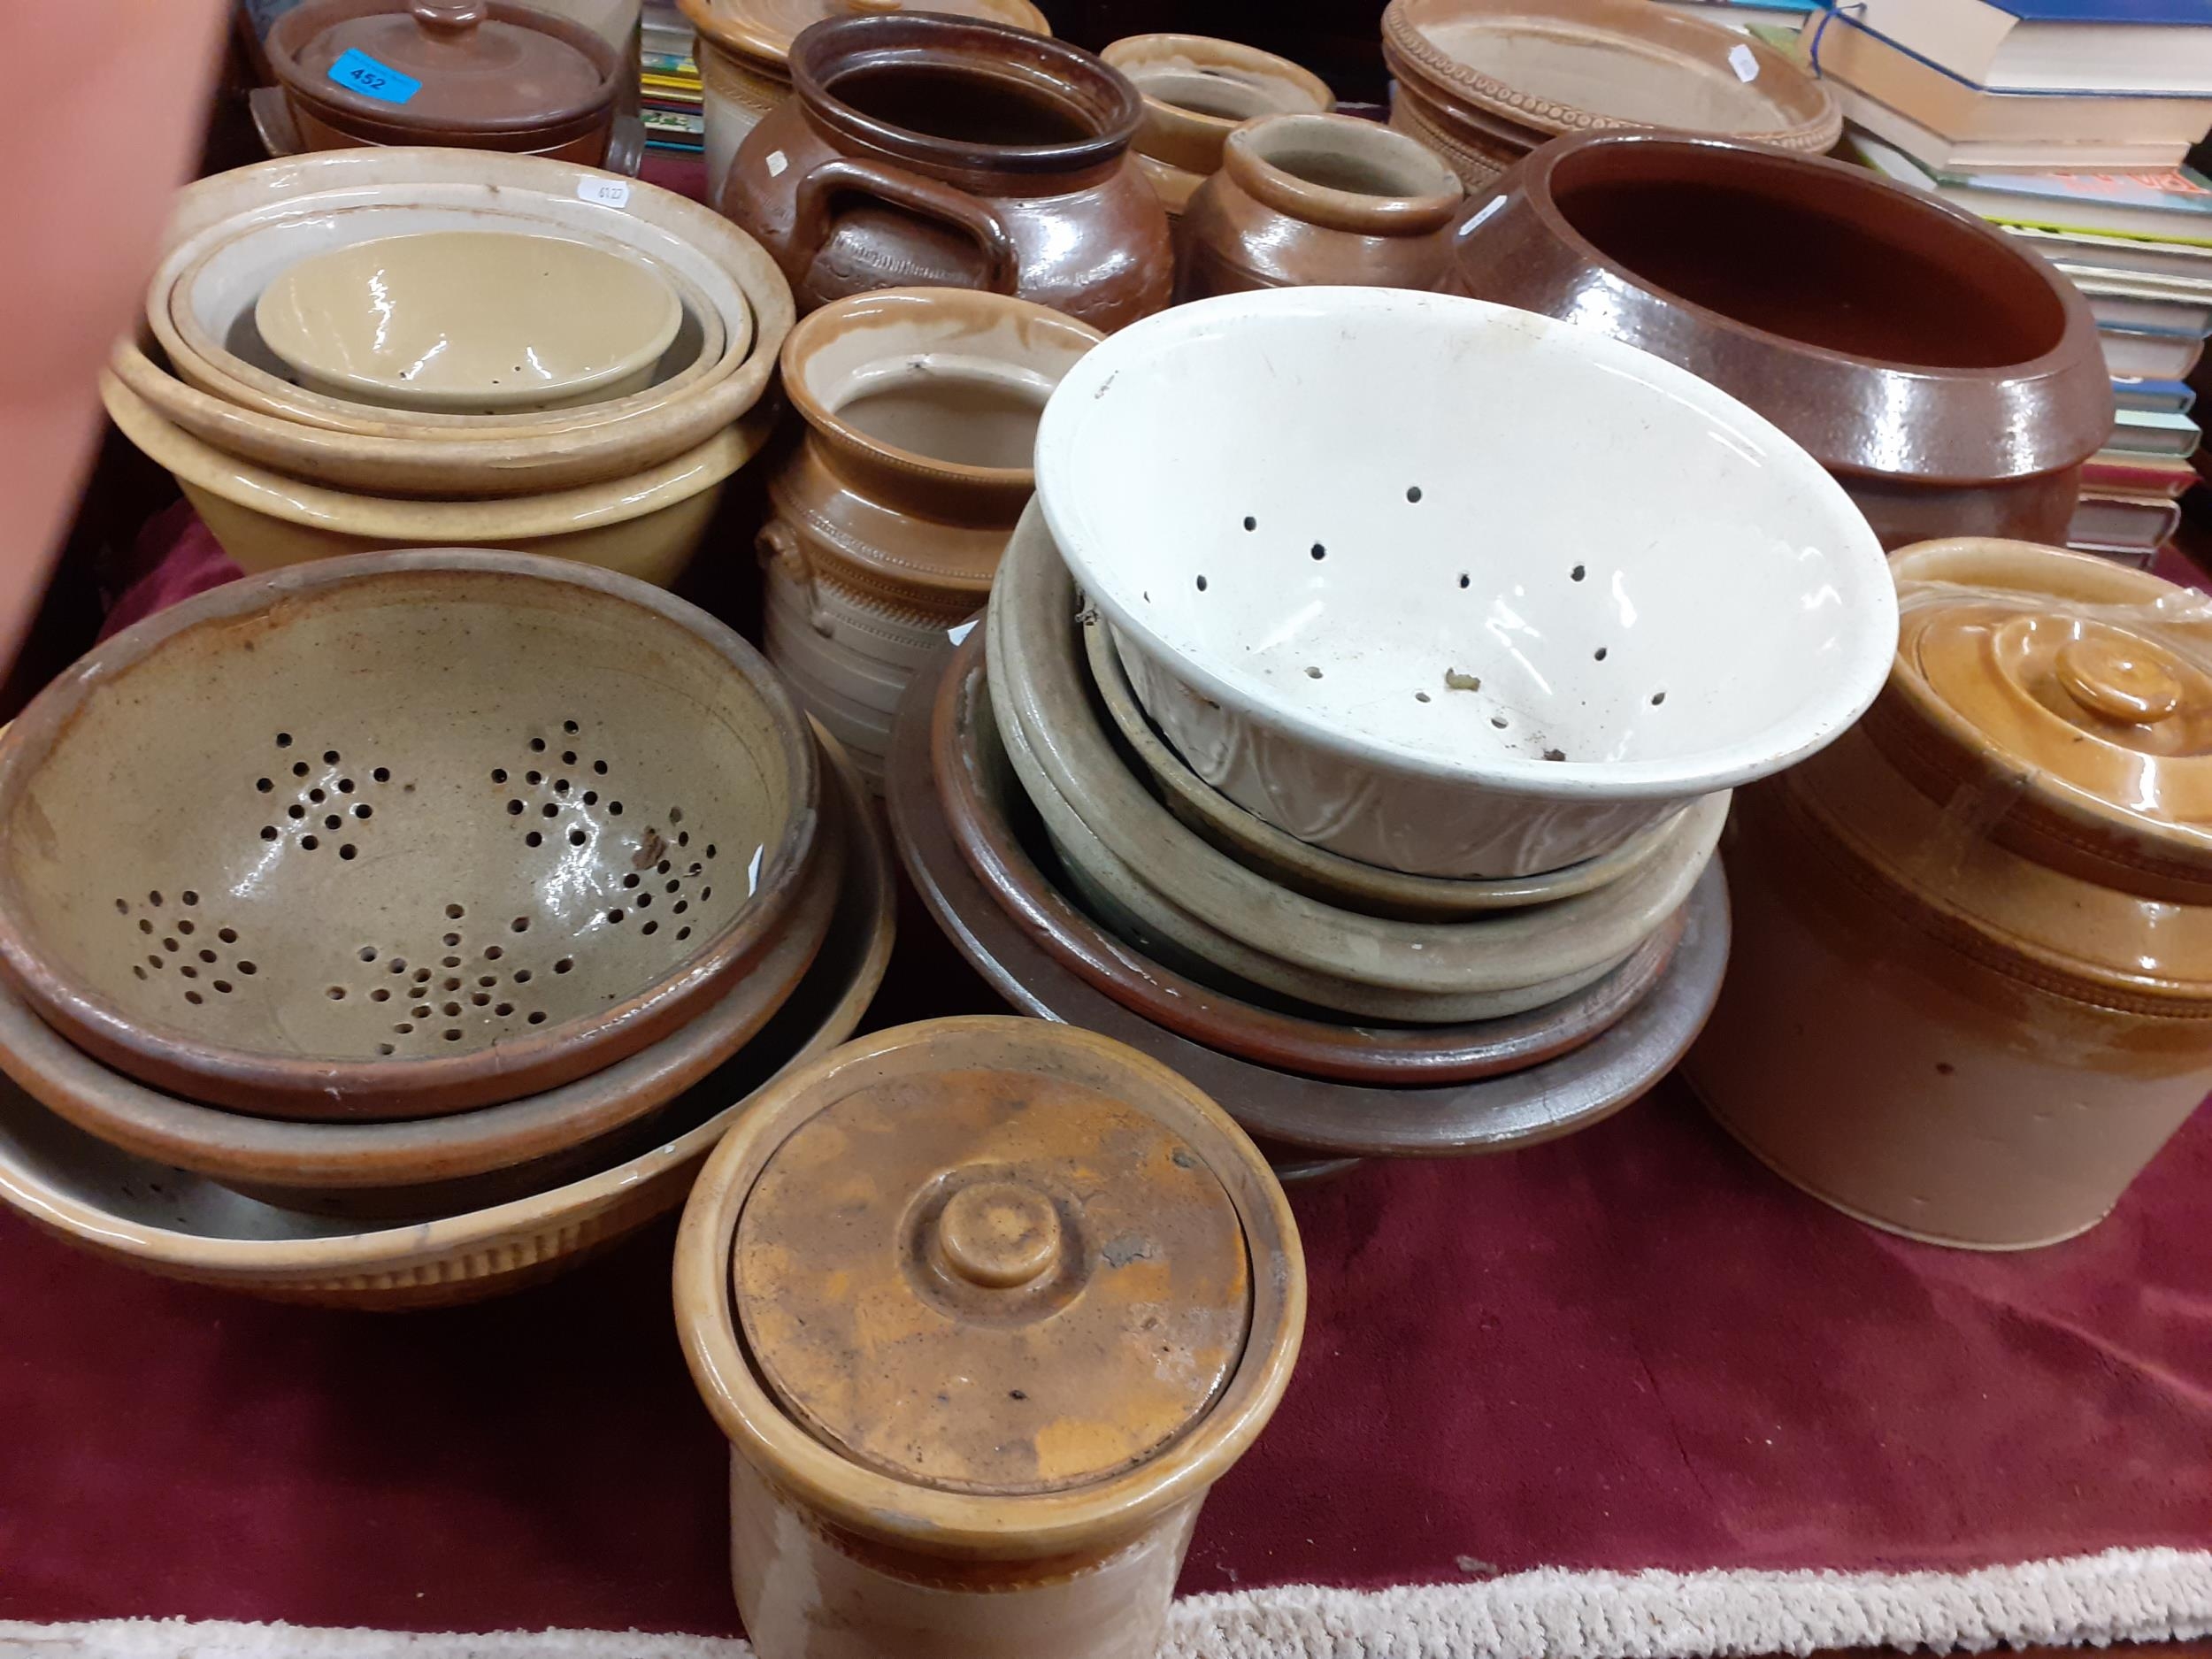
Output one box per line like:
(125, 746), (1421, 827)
(4, 1548), (2208, 1659)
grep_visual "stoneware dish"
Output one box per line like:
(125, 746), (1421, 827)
(1448, 133), (2114, 548)
(887, 660), (1734, 1157)
(1176, 112), (1463, 300)
(0, 549), (819, 1122)
(1080, 606), (1692, 918)
(1687, 539), (2212, 1249)
(989, 503), (1728, 1018)
(1032, 288), (1893, 878)
(1380, 0), (1839, 188)
(101, 372), (770, 585)
(0, 748), (848, 1218)
(1099, 34), (1335, 219)
(0, 731), (894, 1310)
(673, 1015), (1303, 1655)
(719, 13), (1172, 332)
(253, 228), (686, 412)
(933, 630), (1684, 1085)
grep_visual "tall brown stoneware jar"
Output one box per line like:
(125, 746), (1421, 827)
(717, 13), (1172, 332)
(1449, 133), (2113, 549)
(1686, 539), (2212, 1248)
(673, 1016), (1305, 1659)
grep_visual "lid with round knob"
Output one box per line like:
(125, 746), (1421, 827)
(684, 0), (1050, 74)
(273, 0), (619, 134)
(730, 1017), (1275, 1497)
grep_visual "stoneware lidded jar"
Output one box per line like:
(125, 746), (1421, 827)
(1686, 539), (2212, 1249)
(673, 1016), (1305, 1659)
(1178, 111), (1464, 301)
(718, 13), (1172, 332)
(1449, 133), (2113, 549)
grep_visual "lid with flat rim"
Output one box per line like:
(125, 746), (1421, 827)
(685, 0), (1049, 72)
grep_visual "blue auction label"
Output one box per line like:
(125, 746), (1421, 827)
(326, 47), (422, 104)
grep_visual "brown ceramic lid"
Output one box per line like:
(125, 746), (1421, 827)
(687, 0), (1049, 72)
(276, 0), (617, 134)
(732, 1020), (1252, 1495)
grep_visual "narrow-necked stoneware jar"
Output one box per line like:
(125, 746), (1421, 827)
(1178, 112), (1463, 300)
(673, 1015), (1303, 1659)
(1099, 35), (1335, 220)
(1686, 539), (2212, 1249)
(718, 13), (1172, 331)
(1448, 132), (2113, 548)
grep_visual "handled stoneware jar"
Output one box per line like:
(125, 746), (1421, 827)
(674, 1016), (1304, 1659)
(1685, 539), (2212, 1249)
(1099, 34), (1334, 220)
(1449, 133), (2113, 549)
(717, 13), (1172, 331)
(1177, 111), (1464, 300)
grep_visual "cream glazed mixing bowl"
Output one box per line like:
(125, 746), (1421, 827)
(1032, 286), (1896, 879)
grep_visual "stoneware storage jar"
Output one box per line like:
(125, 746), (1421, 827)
(1099, 35), (1334, 221)
(680, 0), (1050, 201)
(1686, 538), (2212, 1249)
(674, 1015), (1303, 1659)
(718, 13), (1171, 332)
(1177, 112), (1463, 300)
(266, 0), (623, 163)
(1449, 132), (2113, 549)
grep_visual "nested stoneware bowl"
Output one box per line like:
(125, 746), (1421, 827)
(1033, 288), (1893, 879)
(1448, 133), (2114, 549)
(1100, 35), (1335, 219)
(0, 549), (819, 1123)
(0, 731), (895, 1309)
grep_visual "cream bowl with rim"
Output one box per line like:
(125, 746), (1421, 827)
(1032, 286), (1895, 879)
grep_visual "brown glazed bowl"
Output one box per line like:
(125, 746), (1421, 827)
(1448, 132), (2113, 548)
(718, 12), (1172, 332)
(0, 549), (819, 1123)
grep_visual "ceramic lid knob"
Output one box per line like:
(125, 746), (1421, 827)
(841, 0), (906, 13)
(411, 1), (487, 35)
(2056, 635), (2185, 726)
(933, 1179), (1062, 1289)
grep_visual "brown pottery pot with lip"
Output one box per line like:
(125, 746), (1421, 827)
(1686, 539), (2212, 1249)
(1448, 132), (2114, 548)
(1100, 35), (1335, 219)
(717, 12), (1172, 331)
(1178, 112), (1464, 300)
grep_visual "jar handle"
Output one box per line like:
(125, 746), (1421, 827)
(412, 2), (488, 36)
(790, 157), (1021, 297)
(758, 521), (835, 636)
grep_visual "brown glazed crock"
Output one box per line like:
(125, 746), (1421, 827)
(1448, 133), (2114, 549)
(717, 13), (1172, 331)
(267, 0), (621, 164)
(1685, 539), (2212, 1248)
(1178, 112), (1463, 300)
(1099, 35), (1335, 219)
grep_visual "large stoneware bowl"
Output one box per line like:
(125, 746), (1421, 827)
(1033, 286), (1894, 878)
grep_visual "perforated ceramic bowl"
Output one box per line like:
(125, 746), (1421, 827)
(0, 549), (819, 1123)
(1034, 287), (1894, 878)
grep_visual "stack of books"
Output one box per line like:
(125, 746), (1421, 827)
(641, 1), (704, 157)
(1808, 0), (2212, 566)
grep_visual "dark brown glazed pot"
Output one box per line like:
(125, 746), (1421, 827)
(1448, 132), (2114, 549)
(717, 12), (1172, 332)
(1176, 112), (1464, 300)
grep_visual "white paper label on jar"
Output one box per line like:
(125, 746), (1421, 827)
(947, 619), (977, 646)
(766, 150), (789, 178)
(577, 176), (632, 207)
(1728, 42), (1759, 81)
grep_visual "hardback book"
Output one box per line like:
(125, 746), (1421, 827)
(2105, 407), (2205, 452)
(1837, 82), (2191, 170)
(1810, 0), (2212, 96)
(2113, 375), (2200, 411)
(2005, 222), (2212, 277)
(1800, 12), (2212, 141)
(2101, 326), (2209, 376)
(2081, 449), (2198, 492)
(1850, 133), (2212, 242)
(2068, 489), (2185, 551)
(2074, 275), (2212, 333)
(1661, 0), (1816, 28)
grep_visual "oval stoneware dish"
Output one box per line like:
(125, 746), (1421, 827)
(1033, 286), (1894, 878)
(1100, 34), (1334, 219)
(1687, 539), (2212, 1249)
(1176, 112), (1463, 300)
(0, 549), (819, 1122)
(718, 12), (1172, 331)
(675, 1015), (1302, 1656)
(1448, 132), (2113, 548)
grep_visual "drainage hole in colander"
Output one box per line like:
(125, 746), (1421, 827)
(1458, 574), (1470, 589)
(677, 831), (689, 848)
(673, 900), (688, 915)
(665, 879), (679, 894)
(442, 976), (461, 991)
(394, 1023), (412, 1034)
(137, 919), (152, 935)
(359, 946), (377, 962)
(568, 828), (586, 847)
(148, 891), (164, 908)
(442, 951), (460, 965)
(413, 967), (431, 983)
(373, 767), (391, 784)
(185, 991), (203, 1005)
(506, 800), (524, 816)
(562, 751), (577, 766)
(275, 733), (292, 749)
(412, 1004), (432, 1018)
(378, 1044), (396, 1056)
(621, 872), (640, 890)
(1195, 575), (1208, 592)
(583, 791), (598, 806)
(213, 980), (232, 995)
(511, 917), (530, 933)
(353, 804), (371, 820)
(607, 909), (626, 925)
(338, 778), (354, 794)
(163, 937), (179, 952)
(701, 886), (712, 902)
(526, 832), (543, 848)
(301, 835), (319, 851)
(1651, 690), (1667, 705)
(442, 933), (460, 948)
(1416, 691), (1431, 703)
(308, 788), (325, 803)
(323, 815), (341, 830)
(442, 1002), (461, 1017)
(528, 1011), (547, 1025)
(517, 968), (535, 983)
(256, 778), (273, 794)
(1408, 486), (1423, 503)
(610, 802), (624, 816)
(180, 965), (197, 979)
(484, 945), (503, 961)
(1242, 515), (1256, 531)
(556, 779), (571, 794)
(530, 738), (547, 753)
(553, 958), (572, 974)
(292, 762), (308, 778)
(371, 988), (389, 1002)
(593, 760), (608, 776)
(197, 949), (216, 964)
(526, 770), (542, 786)
(133, 966), (146, 981)
(326, 986), (345, 1000)
(471, 993), (490, 1008)
(491, 769), (508, 784)
(541, 803), (558, 818)
(322, 750), (339, 764)
(495, 1002), (513, 1016)
(219, 928), (237, 944)
(288, 805), (305, 821)
(1492, 716), (1508, 730)
(1571, 565), (1586, 582)
(261, 826), (278, 841)
(239, 961), (257, 975)
(706, 845), (718, 860)
(146, 956), (162, 970)
(1311, 545), (1325, 562)
(1594, 647), (1608, 662)
(676, 926), (690, 941)
(478, 975), (496, 988)
(444, 1030), (462, 1042)
(564, 719), (579, 734)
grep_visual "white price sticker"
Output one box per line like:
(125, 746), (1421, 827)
(1728, 42), (1759, 81)
(946, 618), (978, 646)
(766, 150), (790, 178)
(576, 176), (632, 208)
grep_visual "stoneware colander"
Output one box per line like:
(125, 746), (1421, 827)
(0, 549), (819, 1122)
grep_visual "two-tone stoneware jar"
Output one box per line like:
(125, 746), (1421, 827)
(1099, 34), (1334, 222)
(674, 1015), (1305, 1658)
(1686, 539), (2212, 1248)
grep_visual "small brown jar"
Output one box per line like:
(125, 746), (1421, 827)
(718, 12), (1172, 332)
(1178, 112), (1464, 301)
(1100, 35), (1335, 220)
(674, 1016), (1305, 1659)
(266, 0), (622, 164)
(1686, 539), (2212, 1249)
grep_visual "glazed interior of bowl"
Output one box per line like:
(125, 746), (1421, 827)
(254, 229), (686, 412)
(1034, 287), (1894, 797)
(0, 557), (808, 1110)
